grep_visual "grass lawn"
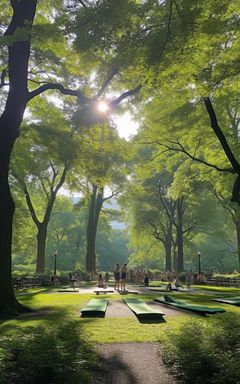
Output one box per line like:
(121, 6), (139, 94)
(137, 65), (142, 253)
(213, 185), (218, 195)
(1, 284), (239, 343)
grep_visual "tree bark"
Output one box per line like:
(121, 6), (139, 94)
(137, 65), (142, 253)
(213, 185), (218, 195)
(164, 241), (172, 272)
(85, 184), (103, 273)
(204, 98), (240, 204)
(236, 220), (240, 270)
(24, 165), (68, 274)
(0, 1), (37, 316)
(0, 137), (24, 316)
(176, 198), (184, 272)
(36, 225), (48, 273)
(165, 225), (172, 271)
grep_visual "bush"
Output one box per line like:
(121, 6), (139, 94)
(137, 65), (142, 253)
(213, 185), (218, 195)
(161, 313), (240, 384)
(0, 322), (97, 384)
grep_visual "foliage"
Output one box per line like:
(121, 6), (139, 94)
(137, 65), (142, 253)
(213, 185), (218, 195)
(46, 196), (86, 271)
(0, 322), (97, 384)
(161, 313), (240, 384)
(96, 228), (130, 271)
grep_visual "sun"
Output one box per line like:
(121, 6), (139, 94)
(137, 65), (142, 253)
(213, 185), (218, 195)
(97, 101), (109, 113)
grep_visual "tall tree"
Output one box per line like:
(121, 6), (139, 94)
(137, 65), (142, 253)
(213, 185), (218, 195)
(11, 101), (76, 273)
(73, 123), (128, 273)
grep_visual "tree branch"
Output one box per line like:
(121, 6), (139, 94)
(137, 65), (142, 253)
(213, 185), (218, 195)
(153, 139), (234, 173)
(79, 0), (88, 8)
(96, 67), (119, 98)
(109, 85), (142, 109)
(210, 69), (240, 92)
(103, 189), (120, 202)
(40, 178), (50, 199)
(24, 185), (40, 228)
(0, 68), (8, 89)
(163, 0), (173, 47)
(182, 223), (197, 236)
(27, 83), (91, 103)
(204, 97), (240, 174)
(149, 221), (165, 244)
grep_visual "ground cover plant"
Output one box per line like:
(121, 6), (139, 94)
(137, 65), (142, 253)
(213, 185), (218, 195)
(161, 313), (240, 384)
(0, 321), (98, 384)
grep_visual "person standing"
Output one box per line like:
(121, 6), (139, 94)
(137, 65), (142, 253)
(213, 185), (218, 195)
(104, 271), (109, 283)
(120, 264), (127, 291)
(144, 272), (149, 286)
(186, 271), (193, 290)
(114, 264), (121, 290)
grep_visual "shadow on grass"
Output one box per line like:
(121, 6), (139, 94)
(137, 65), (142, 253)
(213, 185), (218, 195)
(0, 305), (102, 337)
(137, 316), (166, 324)
(81, 312), (106, 318)
(0, 306), (69, 332)
(16, 288), (50, 299)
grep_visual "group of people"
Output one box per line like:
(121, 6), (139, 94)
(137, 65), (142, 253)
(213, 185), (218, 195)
(114, 263), (128, 291)
(96, 264), (128, 291)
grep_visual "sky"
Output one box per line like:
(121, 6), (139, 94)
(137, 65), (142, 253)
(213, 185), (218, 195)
(113, 111), (139, 140)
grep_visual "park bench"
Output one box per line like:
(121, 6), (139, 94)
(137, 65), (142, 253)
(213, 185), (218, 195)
(94, 289), (114, 295)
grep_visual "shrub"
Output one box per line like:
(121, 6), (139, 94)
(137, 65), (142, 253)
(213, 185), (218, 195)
(161, 313), (240, 384)
(0, 322), (97, 384)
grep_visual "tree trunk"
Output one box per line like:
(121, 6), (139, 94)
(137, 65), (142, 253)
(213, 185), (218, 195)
(36, 225), (48, 273)
(85, 185), (103, 274)
(0, 120), (29, 316)
(164, 243), (172, 272)
(24, 166), (68, 274)
(0, 138), (21, 316)
(0, 1), (37, 316)
(176, 198), (184, 272)
(236, 220), (240, 270)
(173, 245), (177, 272)
(165, 225), (172, 271)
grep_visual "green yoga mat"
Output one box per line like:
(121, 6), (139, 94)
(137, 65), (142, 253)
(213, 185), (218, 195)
(212, 297), (240, 306)
(154, 296), (225, 314)
(80, 298), (108, 317)
(123, 298), (165, 319)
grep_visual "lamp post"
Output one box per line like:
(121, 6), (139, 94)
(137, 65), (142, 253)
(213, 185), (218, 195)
(198, 251), (201, 274)
(54, 250), (58, 276)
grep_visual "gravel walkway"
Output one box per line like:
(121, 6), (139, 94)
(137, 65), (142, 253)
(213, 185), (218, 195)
(92, 342), (177, 384)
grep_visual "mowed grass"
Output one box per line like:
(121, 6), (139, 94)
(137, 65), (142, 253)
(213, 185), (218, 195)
(0, 285), (239, 343)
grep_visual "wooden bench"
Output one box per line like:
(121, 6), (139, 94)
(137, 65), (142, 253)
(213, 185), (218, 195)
(94, 289), (114, 295)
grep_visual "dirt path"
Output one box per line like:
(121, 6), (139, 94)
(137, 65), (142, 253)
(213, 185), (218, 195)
(92, 342), (177, 384)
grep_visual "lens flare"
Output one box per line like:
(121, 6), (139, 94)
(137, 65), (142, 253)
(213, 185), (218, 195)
(97, 101), (109, 113)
